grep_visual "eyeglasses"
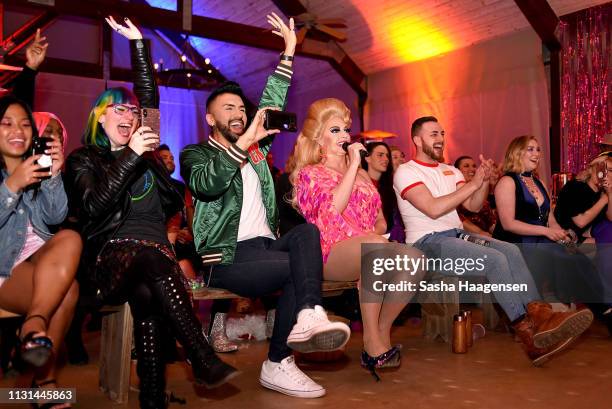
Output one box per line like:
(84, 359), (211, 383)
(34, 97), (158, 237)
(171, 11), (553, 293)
(110, 104), (140, 116)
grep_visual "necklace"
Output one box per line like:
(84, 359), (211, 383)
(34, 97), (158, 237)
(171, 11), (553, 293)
(519, 173), (540, 196)
(519, 172), (546, 221)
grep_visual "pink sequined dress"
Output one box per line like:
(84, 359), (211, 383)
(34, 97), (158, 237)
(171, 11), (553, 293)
(295, 164), (381, 263)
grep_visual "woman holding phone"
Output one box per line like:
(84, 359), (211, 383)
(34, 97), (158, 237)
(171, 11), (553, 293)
(0, 95), (80, 409)
(64, 18), (236, 408)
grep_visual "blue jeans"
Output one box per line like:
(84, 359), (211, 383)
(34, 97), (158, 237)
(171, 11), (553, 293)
(414, 229), (541, 321)
(208, 223), (323, 362)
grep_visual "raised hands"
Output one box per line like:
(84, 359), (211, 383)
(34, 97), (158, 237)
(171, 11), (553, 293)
(471, 154), (495, 187)
(105, 16), (143, 40)
(25, 29), (48, 71)
(267, 12), (296, 56)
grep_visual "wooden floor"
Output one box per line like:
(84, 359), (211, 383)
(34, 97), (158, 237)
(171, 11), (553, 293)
(1, 317), (611, 409)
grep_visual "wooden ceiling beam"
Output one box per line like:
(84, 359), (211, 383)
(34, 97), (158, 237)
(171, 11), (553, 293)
(7, 0), (367, 96)
(514, 0), (562, 51)
(270, 0), (307, 17)
(271, 0), (367, 97)
(7, 0), (320, 58)
(514, 0), (562, 172)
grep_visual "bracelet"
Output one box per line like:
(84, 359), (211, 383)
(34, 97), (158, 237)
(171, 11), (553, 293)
(280, 54), (294, 62)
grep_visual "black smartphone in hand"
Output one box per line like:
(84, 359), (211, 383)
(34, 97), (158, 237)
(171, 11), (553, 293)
(32, 135), (53, 180)
(263, 110), (297, 132)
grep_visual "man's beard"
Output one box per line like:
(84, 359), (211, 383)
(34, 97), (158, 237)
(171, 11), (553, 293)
(215, 121), (244, 143)
(422, 142), (444, 162)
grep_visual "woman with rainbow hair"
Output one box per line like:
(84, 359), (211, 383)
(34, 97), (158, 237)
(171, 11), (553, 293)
(64, 17), (237, 408)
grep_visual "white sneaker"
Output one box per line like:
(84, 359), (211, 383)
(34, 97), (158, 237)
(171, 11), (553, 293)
(259, 356), (326, 398)
(287, 305), (350, 353)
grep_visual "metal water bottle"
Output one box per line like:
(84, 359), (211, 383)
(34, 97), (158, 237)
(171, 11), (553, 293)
(462, 310), (473, 347)
(452, 314), (468, 353)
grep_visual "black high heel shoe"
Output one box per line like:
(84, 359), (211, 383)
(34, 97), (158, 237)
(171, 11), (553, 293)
(19, 315), (53, 368)
(360, 345), (402, 381)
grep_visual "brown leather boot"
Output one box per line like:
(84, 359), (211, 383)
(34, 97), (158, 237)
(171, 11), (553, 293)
(511, 315), (577, 366)
(527, 301), (593, 348)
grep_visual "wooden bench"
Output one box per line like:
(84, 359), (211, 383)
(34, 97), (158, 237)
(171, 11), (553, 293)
(99, 280), (358, 404)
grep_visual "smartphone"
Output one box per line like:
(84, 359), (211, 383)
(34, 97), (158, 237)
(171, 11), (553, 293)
(264, 110), (297, 132)
(32, 135), (53, 179)
(596, 161), (607, 188)
(140, 108), (161, 136)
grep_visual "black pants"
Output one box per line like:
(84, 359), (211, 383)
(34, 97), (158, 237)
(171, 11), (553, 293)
(96, 241), (206, 407)
(209, 223), (323, 362)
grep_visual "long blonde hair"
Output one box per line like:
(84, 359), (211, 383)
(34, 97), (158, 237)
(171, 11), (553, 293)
(289, 98), (352, 206)
(290, 98), (351, 179)
(502, 135), (539, 174)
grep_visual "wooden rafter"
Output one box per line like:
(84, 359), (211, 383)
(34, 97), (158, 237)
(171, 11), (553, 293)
(271, 0), (366, 98)
(6, 0), (366, 97)
(514, 0), (561, 50)
(514, 0), (562, 172)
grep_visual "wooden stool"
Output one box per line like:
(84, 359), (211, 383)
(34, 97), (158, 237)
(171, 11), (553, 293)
(420, 275), (460, 343)
(420, 275), (501, 343)
(98, 303), (133, 404)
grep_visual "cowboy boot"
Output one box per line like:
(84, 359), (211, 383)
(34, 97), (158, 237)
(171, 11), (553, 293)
(209, 313), (239, 353)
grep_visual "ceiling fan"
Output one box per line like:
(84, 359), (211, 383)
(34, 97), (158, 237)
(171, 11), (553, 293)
(293, 12), (347, 44)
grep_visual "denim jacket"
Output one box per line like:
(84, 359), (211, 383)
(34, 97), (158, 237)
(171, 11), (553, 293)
(0, 172), (68, 278)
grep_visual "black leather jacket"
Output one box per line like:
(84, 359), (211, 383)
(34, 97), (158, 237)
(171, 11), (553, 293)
(64, 39), (182, 263)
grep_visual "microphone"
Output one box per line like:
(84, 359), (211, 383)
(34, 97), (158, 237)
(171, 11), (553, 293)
(341, 142), (370, 159)
(456, 232), (491, 247)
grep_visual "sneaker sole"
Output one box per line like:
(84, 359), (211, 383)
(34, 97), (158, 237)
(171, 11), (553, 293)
(195, 370), (241, 389)
(533, 309), (593, 349)
(259, 377), (326, 398)
(287, 324), (350, 353)
(531, 336), (576, 367)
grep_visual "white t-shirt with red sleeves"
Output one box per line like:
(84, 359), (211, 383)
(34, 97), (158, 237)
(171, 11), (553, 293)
(393, 159), (466, 243)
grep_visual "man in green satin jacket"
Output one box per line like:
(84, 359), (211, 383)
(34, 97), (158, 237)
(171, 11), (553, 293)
(180, 14), (350, 399)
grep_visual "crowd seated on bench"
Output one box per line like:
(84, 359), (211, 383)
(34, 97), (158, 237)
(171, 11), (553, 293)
(1, 12), (611, 409)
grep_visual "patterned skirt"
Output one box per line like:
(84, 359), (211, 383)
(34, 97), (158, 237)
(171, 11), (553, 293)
(94, 238), (187, 304)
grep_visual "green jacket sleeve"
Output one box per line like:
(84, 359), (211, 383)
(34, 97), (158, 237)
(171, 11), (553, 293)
(257, 62), (293, 153)
(180, 143), (248, 199)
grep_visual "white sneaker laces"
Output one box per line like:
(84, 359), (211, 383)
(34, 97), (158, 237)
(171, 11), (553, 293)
(279, 357), (313, 386)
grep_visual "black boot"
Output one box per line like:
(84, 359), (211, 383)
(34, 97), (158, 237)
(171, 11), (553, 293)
(151, 269), (238, 388)
(134, 317), (168, 409)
